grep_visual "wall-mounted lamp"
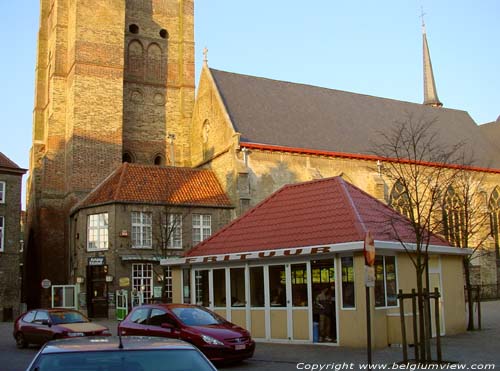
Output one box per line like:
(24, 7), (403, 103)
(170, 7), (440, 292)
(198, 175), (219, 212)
(105, 275), (114, 283)
(76, 276), (85, 284)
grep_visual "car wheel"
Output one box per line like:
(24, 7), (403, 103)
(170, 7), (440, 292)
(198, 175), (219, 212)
(15, 333), (27, 349)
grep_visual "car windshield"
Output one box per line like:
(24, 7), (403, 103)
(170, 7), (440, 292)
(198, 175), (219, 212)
(49, 311), (88, 324)
(29, 349), (214, 371)
(171, 307), (224, 326)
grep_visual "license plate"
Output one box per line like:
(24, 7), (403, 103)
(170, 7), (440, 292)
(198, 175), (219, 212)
(235, 344), (246, 350)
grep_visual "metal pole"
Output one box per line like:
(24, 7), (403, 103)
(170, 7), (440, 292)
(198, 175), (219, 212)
(366, 286), (372, 365)
(399, 289), (408, 362)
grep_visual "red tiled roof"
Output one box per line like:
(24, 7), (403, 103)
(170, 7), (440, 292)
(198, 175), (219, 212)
(186, 176), (450, 257)
(0, 152), (23, 170)
(73, 163), (233, 211)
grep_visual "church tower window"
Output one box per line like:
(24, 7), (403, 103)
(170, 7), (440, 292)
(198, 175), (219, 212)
(159, 29), (168, 39)
(122, 152), (134, 163)
(129, 24), (139, 34)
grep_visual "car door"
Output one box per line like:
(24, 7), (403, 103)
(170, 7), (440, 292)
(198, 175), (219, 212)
(31, 311), (53, 344)
(147, 308), (181, 339)
(18, 311), (37, 344)
(121, 307), (151, 336)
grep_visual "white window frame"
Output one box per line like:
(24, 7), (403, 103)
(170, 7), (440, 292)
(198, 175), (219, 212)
(192, 214), (211, 245)
(132, 211), (152, 248)
(132, 263), (153, 299)
(164, 266), (173, 301)
(0, 181), (5, 204)
(87, 213), (109, 251)
(0, 216), (4, 252)
(340, 256), (356, 310)
(164, 213), (182, 249)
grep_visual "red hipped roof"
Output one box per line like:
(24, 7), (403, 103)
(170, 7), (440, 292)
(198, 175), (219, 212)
(186, 176), (450, 257)
(73, 163), (233, 212)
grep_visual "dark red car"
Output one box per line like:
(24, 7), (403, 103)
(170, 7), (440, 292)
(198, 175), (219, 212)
(118, 304), (255, 363)
(13, 308), (111, 348)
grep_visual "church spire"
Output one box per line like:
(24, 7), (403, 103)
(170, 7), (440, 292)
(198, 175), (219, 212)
(421, 11), (443, 107)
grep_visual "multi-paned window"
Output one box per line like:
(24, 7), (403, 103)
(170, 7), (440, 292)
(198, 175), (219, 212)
(341, 256), (355, 308)
(490, 187), (500, 260)
(132, 263), (153, 299)
(0, 216), (4, 252)
(192, 214), (211, 245)
(164, 214), (182, 249)
(389, 180), (411, 219)
(375, 256), (398, 308)
(87, 213), (109, 250)
(132, 211), (152, 248)
(442, 186), (464, 247)
(0, 181), (5, 203)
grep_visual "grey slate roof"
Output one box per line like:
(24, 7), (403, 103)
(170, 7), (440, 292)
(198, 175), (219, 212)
(479, 120), (500, 155)
(210, 68), (500, 170)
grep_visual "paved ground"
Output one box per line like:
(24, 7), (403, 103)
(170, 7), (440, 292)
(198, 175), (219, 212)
(1, 301), (499, 371)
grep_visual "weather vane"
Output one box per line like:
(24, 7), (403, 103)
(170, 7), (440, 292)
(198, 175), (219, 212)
(420, 6), (426, 31)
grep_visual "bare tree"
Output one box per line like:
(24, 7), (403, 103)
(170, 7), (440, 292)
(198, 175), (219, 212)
(154, 205), (191, 302)
(372, 114), (462, 361)
(442, 155), (491, 331)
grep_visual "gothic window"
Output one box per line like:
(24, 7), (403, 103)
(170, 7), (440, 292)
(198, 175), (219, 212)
(122, 152), (134, 163)
(146, 43), (163, 82)
(389, 180), (411, 219)
(489, 187), (500, 259)
(442, 186), (464, 247)
(127, 40), (144, 78)
(202, 119), (211, 159)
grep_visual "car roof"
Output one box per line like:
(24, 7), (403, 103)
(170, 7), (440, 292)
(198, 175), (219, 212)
(135, 303), (201, 310)
(40, 336), (195, 354)
(29, 308), (82, 313)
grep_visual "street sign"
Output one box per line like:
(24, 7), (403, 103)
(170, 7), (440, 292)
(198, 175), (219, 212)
(364, 231), (375, 266)
(365, 265), (375, 287)
(41, 279), (51, 289)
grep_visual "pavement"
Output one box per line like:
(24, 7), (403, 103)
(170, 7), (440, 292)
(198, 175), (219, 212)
(1, 301), (499, 371)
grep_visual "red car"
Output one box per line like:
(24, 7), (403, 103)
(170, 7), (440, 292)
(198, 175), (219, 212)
(13, 308), (111, 348)
(118, 304), (255, 363)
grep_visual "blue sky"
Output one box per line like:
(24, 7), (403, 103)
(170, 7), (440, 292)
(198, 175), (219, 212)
(1, 0), (499, 176)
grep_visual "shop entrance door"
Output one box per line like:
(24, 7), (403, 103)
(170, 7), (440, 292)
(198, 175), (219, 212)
(87, 265), (108, 318)
(311, 259), (337, 343)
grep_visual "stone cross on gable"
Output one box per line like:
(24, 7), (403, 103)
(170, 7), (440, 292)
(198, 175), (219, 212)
(203, 47), (208, 64)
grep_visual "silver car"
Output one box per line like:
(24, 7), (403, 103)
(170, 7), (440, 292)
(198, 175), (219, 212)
(25, 336), (218, 371)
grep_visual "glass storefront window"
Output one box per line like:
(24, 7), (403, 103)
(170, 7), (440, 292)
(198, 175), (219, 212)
(269, 265), (286, 307)
(375, 256), (398, 307)
(291, 264), (308, 307)
(230, 268), (245, 307)
(213, 269), (226, 307)
(250, 266), (264, 307)
(341, 257), (355, 308)
(195, 270), (209, 307)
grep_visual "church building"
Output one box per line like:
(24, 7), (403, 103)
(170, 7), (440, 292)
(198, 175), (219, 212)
(26, 0), (499, 317)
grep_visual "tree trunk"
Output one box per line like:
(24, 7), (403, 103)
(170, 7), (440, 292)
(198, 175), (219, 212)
(463, 258), (474, 331)
(416, 266), (427, 362)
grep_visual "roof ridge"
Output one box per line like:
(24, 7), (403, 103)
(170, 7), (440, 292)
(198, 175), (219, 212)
(209, 68), (468, 114)
(338, 178), (368, 238)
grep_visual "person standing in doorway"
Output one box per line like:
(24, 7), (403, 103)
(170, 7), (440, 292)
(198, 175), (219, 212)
(316, 287), (333, 342)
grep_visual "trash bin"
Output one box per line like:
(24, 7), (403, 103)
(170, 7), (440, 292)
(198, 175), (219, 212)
(313, 321), (319, 343)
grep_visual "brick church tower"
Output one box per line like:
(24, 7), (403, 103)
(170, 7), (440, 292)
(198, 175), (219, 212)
(26, 0), (194, 307)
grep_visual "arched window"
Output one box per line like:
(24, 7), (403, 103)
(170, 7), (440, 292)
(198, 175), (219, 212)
(122, 152), (134, 163)
(128, 40), (144, 78)
(489, 187), (500, 259)
(154, 155), (164, 166)
(442, 186), (464, 247)
(389, 180), (411, 219)
(146, 43), (163, 82)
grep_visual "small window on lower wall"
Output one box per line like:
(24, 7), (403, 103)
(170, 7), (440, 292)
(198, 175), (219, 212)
(341, 257), (355, 308)
(291, 264), (308, 307)
(230, 268), (245, 307)
(213, 269), (226, 307)
(195, 270), (209, 307)
(375, 256), (398, 308)
(250, 267), (264, 307)
(269, 265), (286, 307)
(182, 268), (191, 304)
